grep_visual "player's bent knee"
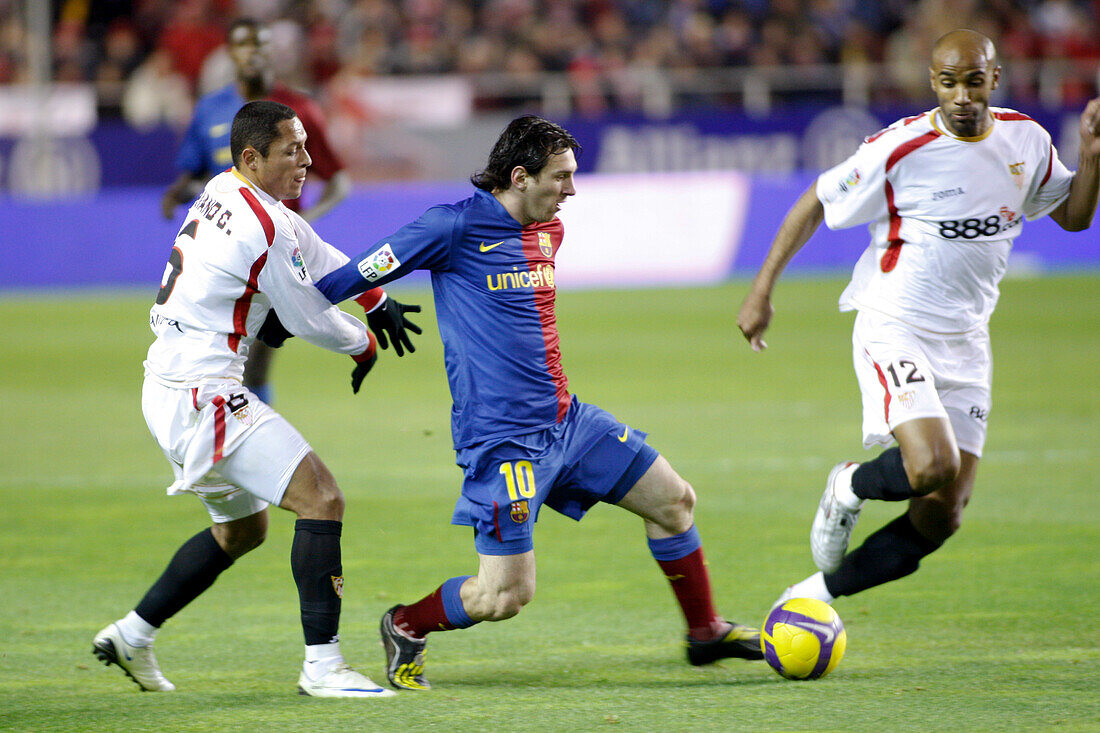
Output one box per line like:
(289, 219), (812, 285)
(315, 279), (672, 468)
(907, 450), (961, 496)
(481, 586), (534, 621)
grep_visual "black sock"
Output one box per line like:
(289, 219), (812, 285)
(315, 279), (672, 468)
(824, 513), (942, 597)
(291, 519), (343, 645)
(851, 447), (913, 501)
(134, 528), (234, 627)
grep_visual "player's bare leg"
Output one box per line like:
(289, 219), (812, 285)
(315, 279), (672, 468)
(382, 552), (534, 690)
(616, 455), (763, 664)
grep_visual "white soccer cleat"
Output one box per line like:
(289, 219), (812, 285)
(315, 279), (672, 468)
(297, 662), (396, 698)
(810, 462), (863, 573)
(92, 623), (176, 692)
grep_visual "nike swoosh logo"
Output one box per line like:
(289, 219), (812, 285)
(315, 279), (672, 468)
(479, 241), (505, 252)
(618, 427), (629, 442)
(795, 619), (837, 644)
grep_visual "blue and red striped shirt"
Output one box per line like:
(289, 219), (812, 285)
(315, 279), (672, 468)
(315, 188), (568, 448)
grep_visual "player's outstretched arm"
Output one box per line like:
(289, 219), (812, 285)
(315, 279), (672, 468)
(737, 183), (825, 352)
(1050, 98), (1100, 232)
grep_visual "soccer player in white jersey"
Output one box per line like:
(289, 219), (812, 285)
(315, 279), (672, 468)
(737, 30), (1099, 608)
(92, 101), (415, 698)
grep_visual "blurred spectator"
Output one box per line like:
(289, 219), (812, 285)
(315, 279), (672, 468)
(0, 0), (1094, 120)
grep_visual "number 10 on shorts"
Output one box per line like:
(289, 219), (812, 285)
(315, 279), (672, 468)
(499, 461), (537, 501)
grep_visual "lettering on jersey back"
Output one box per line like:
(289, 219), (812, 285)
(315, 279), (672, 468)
(193, 191), (233, 233)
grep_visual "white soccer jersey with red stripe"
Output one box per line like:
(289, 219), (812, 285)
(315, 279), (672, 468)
(145, 168), (370, 384)
(817, 107), (1074, 333)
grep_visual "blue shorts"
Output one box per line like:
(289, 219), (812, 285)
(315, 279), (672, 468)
(451, 397), (659, 556)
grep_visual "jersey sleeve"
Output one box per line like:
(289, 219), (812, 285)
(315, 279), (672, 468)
(815, 133), (894, 230)
(1023, 141), (1074, 220)
(258, 221), (371, 356)
(288, 208), (351, 276)
(174, 103), (208, 176)
(314, 204), (457, 304)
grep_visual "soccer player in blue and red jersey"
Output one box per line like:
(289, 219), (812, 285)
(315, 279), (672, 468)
(314, 115), (763, 691)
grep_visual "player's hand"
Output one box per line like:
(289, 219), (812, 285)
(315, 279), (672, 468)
(256, 310), (294, 348)
(366, 297), (423, 357)
(350, 334), (378, 394)
(1080, 98), (1100, 158)
(737, 290), (773, 352)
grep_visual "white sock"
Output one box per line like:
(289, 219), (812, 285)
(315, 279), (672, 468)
(303, 643), (344, 680)
(834, 463), (863, 511)
(790, 572), (836, 604)
(117, 610), (158, 648)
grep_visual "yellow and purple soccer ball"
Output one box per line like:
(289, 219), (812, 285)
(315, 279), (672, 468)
(761, 598), (846, 680)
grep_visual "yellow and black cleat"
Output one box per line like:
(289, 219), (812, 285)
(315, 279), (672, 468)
(686, 622), (764, 666)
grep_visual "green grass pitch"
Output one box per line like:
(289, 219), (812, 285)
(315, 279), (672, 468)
(1, 275), (1097, 731)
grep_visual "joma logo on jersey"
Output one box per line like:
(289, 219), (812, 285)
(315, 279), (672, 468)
(486, 264), (555, 291)
(538, 231), (553, 257)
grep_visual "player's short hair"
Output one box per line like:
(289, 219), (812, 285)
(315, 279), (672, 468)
(471, 115), (581, 192)
(230, 101), (297, 165)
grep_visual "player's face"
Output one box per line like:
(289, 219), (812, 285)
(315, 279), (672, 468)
(254, 117), (311, 201)
(228, 25), (271, 84)
(929, 48), (999, 138)
(519, 149), (577, 224)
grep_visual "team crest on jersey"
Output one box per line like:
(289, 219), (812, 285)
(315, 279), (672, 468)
(290, 247), (309, 282)
(357, 244), (400, 282)
(331, 575), (344, 598)
(538, 231), (553, 257)
(231, 404), (253, 425)
(1008, 161), (1026, 189)
(509, 500), (530, 524)
(897, 391), (917, 409)
(838, 168), (861, 193)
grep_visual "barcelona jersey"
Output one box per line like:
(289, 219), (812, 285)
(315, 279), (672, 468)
(315, 188), (568, 448)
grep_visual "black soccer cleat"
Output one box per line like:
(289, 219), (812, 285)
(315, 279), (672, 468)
(380, 605), (430, 690)
(686, 622), (764, 666)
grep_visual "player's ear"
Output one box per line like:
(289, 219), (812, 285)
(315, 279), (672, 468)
(510, 165), (528, 192)
(928, 66), (936, 92)
(991, 65), (1001, 90)
(241, 146), (260, 170)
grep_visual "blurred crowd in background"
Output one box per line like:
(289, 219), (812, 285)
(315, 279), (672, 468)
(1, 0), (1098, 127)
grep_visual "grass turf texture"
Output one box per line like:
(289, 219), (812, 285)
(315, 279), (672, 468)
(1, 276), (1097, 732)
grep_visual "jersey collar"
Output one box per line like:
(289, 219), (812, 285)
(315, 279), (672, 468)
(231, 167), (279, 204)
(930, 109), (996, 142)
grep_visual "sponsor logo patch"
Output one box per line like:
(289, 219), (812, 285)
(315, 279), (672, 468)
(838, 168), (861, 193)
(291, 246), (308, 282)
(509, 500), (530, 524)
(357, 244), (400, 282)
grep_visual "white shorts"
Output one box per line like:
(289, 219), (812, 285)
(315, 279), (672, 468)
(141, 376), (312, 522)
(852, 310), (991, 457)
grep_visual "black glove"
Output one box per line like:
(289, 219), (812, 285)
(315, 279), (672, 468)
(350, 352), (377, 394)
(256, 309), (294, 347)
(366, 297), (423, 357)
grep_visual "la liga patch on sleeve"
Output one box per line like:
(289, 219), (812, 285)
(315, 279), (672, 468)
(291, 247), (309, 282)
(356, 243), (400, 282)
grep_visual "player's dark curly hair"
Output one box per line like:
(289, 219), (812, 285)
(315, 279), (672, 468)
(230, 100), (297, 165)
(471, 115), (581, 192)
